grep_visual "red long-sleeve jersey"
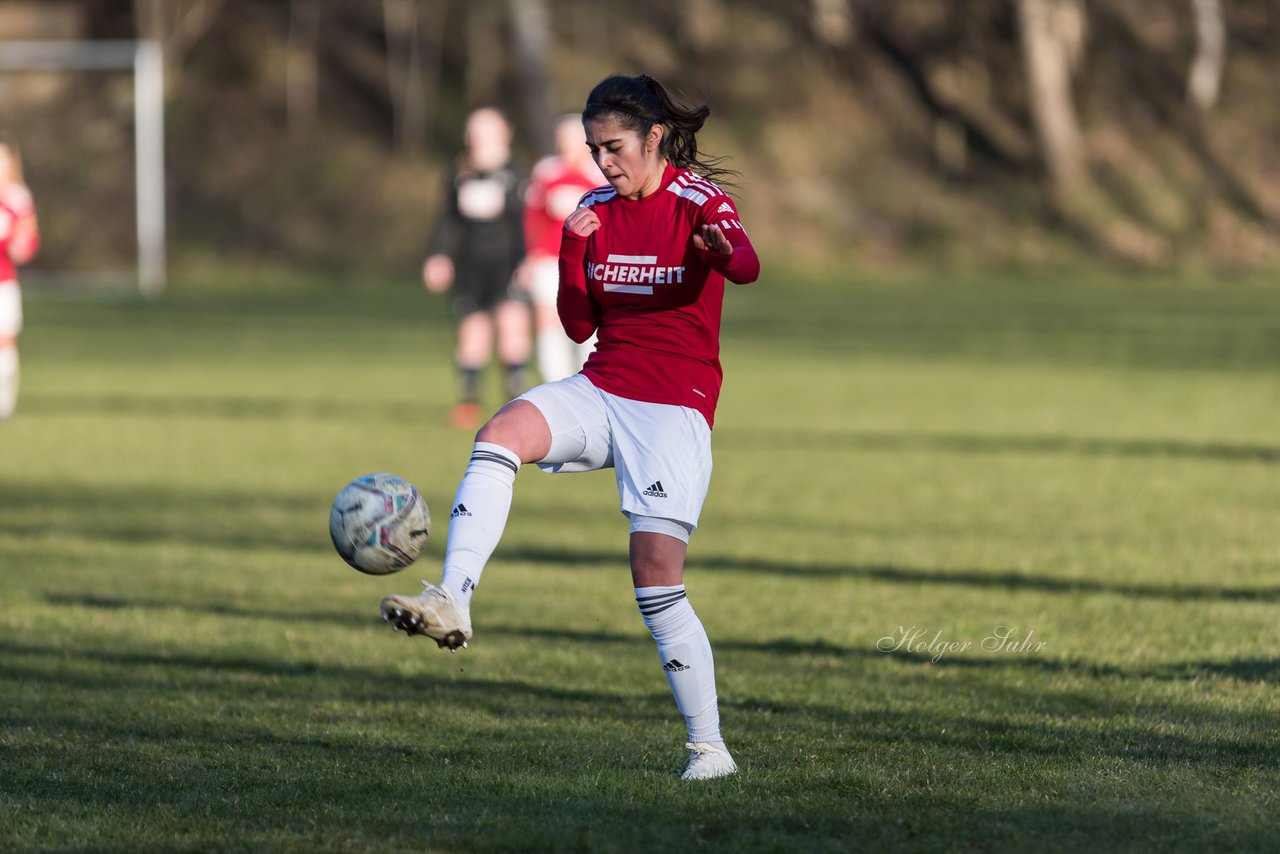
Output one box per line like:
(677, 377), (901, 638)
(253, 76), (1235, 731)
(0, 184), (38, 282)
(523, 155), (603, 261)
(557, 163), (760, 428)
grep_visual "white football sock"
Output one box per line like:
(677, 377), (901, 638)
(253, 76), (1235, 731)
(0, 345), (17, 420)
(439, 442), (521, 611)
(536, 328), (575, 383)
(636, 585), (723, 745)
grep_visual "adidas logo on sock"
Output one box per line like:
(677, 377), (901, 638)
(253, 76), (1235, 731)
(663, 659), (689, 672)
(642, 481), (668, 498)
(451, 503), (472, 518)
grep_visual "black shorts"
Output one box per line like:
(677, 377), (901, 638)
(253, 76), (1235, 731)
(450, 263), (527, 318)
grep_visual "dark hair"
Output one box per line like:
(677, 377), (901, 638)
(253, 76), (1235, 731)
(582, 74), (737, 188)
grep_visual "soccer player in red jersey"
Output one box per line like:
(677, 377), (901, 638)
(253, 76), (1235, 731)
(423, 107), (532, 429)
(0, 134), (40, 421)
(522, 115), (604, 382)
(383, 74), (759, 780)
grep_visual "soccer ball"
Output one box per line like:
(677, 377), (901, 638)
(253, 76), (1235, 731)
(329, 473), (431, 575)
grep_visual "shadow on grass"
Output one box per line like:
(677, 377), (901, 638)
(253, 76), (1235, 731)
(39, 594), (1280, 687)
(0, 480), (331, 554)
(44, 593), (376, 630)
(42, 593), (867, 663)
(19, 391), (439, 422)
(719, 427), (1280, 465)
(870, 647), (1280, 685)
(498, 624), (1280, 687)
(4, 636), (1275, 761)
(728, 283), (1280, 373)
(0, 639), (678, 741)
(3, 631), (1277, 851)
(15, 473), (1274, 602)
(846, 704), (1279, 770)
(499, 546), (1280, 603)
(21, 391), (1280, 464)
(20, 534), (1280, 603)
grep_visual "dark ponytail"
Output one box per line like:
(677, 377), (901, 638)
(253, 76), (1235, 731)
(582, 74), (738, 188)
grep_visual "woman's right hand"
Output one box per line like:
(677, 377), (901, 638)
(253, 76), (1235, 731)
(423, 255), (454, 292)
(564, 207), (601, 238)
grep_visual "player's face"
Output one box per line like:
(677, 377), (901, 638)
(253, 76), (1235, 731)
(584, 115), (663, 200)
(465, 109), (512, 171)
(556, 120), (586, 161)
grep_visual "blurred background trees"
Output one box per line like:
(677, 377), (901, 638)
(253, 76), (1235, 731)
(0, 0), (1276, 282)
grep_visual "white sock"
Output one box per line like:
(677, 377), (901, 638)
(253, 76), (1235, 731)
(0, 345), (17, 420)
(438, 442), (521, 612)
(536, 328), (575, 383)
(636, 585), (723, 745)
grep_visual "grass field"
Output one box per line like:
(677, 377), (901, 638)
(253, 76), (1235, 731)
(2, 270), (1278, 852)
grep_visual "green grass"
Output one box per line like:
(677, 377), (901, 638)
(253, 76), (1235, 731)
(2, 271), (1278, 852)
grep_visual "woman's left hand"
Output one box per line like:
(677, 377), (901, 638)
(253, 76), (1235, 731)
(692, 224), (732, 255)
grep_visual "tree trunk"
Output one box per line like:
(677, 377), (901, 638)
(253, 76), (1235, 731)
(1016, 0), (1087, 197)
(420, 0), (446, 143)
(384, 0), (426, 152)
(811, 0), (854, 47)
(683, 0), (723, 58)
(286, 0), (319, 136)
(507, 0), (553, 152)
(466, 1), (503, 107)
(133, 0), (224, 95)
(1187, 0), (1226, 112)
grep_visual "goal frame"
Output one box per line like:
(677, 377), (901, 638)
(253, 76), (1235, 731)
(0, 40), (166, 296)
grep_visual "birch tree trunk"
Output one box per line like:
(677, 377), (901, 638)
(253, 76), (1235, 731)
(1187, 0), (1226, 112)
(507, 0), (553, 153)
(811, 0), (854, 47)
(133, 0), (224, 95)
(466, 1), (503, 107)
(1016, 0), (1087, 197)
(286, 0), (319, 136)
(683, 0), (722, 57)
(384, 0), (426, 152)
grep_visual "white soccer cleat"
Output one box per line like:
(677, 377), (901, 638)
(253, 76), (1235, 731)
(681, 742), (738, 780)
(380, 582), (473, 652)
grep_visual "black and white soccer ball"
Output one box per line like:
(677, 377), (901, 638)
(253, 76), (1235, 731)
(329, 473), (431, 575)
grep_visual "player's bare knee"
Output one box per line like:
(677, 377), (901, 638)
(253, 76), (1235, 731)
(475, 399), (551, 463)
(629, 530), (687, 587)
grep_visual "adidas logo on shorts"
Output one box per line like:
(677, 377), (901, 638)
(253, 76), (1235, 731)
(643, 481), (668, 498)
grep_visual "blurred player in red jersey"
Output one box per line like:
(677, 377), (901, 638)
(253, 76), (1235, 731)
(522, 114), (604, 381)
(0, 134), (40, 421)
(382, 74), (759, 781)
(423, 107), (532, 429)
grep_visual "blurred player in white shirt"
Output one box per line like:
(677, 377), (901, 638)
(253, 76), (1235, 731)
(521, 115), (604, 381)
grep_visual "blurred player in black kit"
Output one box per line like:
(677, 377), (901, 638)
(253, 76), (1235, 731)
(423, 106), (532, 429)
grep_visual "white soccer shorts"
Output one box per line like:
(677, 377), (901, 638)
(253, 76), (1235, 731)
(518, 374), (713, 539)
(0, 281), (21, 337)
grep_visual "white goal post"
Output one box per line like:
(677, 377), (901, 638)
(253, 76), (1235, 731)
(0, 40), (166, 296)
